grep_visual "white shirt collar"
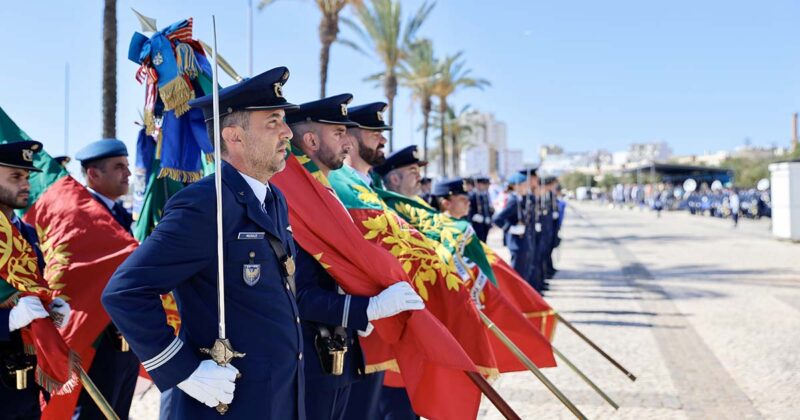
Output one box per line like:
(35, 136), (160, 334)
(86, 187), (116, 210)
(238, 171), (270, 203)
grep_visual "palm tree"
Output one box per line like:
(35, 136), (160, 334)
(102, 0), (117, 138)
(260, 0), (352, 98)
(431, 52), (489, 176)
(399, 39), (437, 172)
(343, 0), (435, 151)
(429, 104), (474, 176)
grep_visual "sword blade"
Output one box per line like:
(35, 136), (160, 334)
(211, 15), (226, 340)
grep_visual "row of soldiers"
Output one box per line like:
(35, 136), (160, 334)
(420, 170), (565, 294)
(1, 65), (568, 419)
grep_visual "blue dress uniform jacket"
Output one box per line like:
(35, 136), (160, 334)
(295, 243), (371, 419)
(469, 191), (493, 242)
(492, 193), (527, 253)
(102, 162), (305, 419)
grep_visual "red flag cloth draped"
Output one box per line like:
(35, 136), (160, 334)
(486, 248), (557, 340)
(272, 156), (481, 420)
(0, 212), (81, 396)
(349, 207), (498, 378)
(23, 176), (138, 419)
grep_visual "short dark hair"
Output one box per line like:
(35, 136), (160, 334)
(81, 159), (108, 178)
(205, 111), (251, 155)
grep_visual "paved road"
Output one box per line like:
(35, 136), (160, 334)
(479, 202), (800, 420)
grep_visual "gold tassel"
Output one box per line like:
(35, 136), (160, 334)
(157, 167), (203, 183)
(158, 77), (195, 117)
(364, 359), (400, 374)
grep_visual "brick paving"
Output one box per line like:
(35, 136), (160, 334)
(479, 202), (800, 420)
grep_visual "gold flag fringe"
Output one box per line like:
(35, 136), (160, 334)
(158, 77), (195, 117)
(158, 167), (203, 183)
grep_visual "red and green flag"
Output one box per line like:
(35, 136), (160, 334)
(1, 106), (139, 418)
(272, 151), (483, 420)
(375, 185), (557, 370)
(328, 165), (498, 378)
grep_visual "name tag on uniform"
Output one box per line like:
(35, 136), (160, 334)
(471, 214), (485, 224)
(509, 224), (526, 236)
(238, 232), (265, 240)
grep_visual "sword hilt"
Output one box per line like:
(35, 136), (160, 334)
(200, 338), (245, 415)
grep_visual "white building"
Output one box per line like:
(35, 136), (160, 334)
(627, 141), (672, 164)
(458, 112), (519, 179)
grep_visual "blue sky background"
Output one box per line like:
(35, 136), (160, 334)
(1, 0), (799, 175)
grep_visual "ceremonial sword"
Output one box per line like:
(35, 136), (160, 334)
(199, 16), (245, 415)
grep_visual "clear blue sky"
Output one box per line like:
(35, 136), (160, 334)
(1, 0), (798, 175)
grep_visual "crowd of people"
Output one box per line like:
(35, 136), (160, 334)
(593, 182), (772, 225)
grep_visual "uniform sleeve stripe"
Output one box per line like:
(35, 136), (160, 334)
(342, 295), (351, 329)
(142, 337), (184, 371)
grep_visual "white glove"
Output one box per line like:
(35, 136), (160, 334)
(177, 360), (239, 408)
(366, 282), (425, 321)
(49, 297), (71, 329)
(358, 322), (375, 337)
(8, 296), (49, 332)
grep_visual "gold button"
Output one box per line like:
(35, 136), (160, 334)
(249, 251), (255, 258)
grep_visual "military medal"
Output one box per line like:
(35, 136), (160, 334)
(243, 251), (261, 286)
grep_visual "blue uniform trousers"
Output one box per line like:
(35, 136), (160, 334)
(378, 386), (418, 420)
(73, 328), (140, 420)
(342, 371), (384, 420)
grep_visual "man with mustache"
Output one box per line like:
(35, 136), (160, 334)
(287, 95), (424, 420)
(73, 138), (140, 420)
(0, 141), (71, 419)
(103, 67), (306, 419)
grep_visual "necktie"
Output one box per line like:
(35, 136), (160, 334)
(263, 189), (279, 231)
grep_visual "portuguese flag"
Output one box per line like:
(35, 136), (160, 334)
(328, 165), (498, 378)
(375, 185), (557, 370)
(484, 245), (557, 341)
(1, 106), (138, 418)
(271, 151), (483, 420)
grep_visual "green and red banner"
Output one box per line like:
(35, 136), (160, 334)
(329, 165), (498, 378)
(272, 152), (483, 420)
(376, 186), (557, 370)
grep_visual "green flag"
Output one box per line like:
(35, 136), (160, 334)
(0, 106), (68, 214)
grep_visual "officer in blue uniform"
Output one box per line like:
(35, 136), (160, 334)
(419, 177), (434, 207)
(0, 141), (72, 419)
(372, 145), (432, 420)
(539, 176), (560, 282)
(492, 172), (534, 285)
(432, 178), (472, 220)
(72, 138), (140, 420)
(469, 176), (494, 242)
(340, 101), (393, 420)
(102, 67), (306, 419)
(286, 95), (424, 420)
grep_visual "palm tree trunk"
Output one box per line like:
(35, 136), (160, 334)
(319, 40), (332, 98)
(102, 0), (117, 139)
(385, 73), (398, 152)
(422, 107), (430, 176)
(451, 132), (459, 176)
(439, 99), (447, 177)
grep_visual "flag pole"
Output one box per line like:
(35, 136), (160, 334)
(464, 371), (521, 420)
(452, 249), (586, 420)
(78, 366), (120, 420)
(551, 346), (619, 410)
(555, 313), (637, 382)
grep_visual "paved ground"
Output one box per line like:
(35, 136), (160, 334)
(130, 201), (799, 419)
(478, 202), (800, 420)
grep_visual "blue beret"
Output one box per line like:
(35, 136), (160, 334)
(507, 172), (527, 185)
(286, 94), (358, 127)
(0, 141), (43, 172)
(188, 66), (298, 122)
(432, 178), (469, 197)
(373, 145), (428, 177)
(348, 102), (392, 130)
(75, 139), (128, 165)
